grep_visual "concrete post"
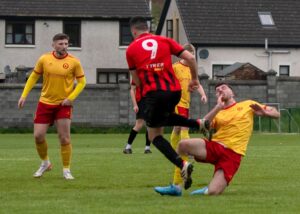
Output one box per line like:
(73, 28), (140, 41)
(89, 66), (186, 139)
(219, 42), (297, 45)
(118, 79), (130, 125)
(266, 69), (277, 104)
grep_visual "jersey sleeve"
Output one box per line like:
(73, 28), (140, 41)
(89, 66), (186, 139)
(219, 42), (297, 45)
(75, 60), (85, 79)
(33, 56), (44, 74)
(167, 38), (184, 56)
(126, 47), (136, 70)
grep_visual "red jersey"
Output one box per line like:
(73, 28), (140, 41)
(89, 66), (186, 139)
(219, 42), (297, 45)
(126, 33), (184, 96)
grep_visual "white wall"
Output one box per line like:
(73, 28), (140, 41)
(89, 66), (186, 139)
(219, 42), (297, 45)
(0, 19), (128, 83)
(196, 47), (300, 77)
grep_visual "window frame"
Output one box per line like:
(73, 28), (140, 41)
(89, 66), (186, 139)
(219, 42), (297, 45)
(5, 20), (35, 45)
(63, 20), (81, 47)
(258, 12), (275, 27)
(279, 65), (290, 76)
(119, 20), (133, 46)
(96, 69), (129, 84)
(166, 19), (173, 38)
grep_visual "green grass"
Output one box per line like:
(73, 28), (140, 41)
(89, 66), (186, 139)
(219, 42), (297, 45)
(0, 133), (299, 214)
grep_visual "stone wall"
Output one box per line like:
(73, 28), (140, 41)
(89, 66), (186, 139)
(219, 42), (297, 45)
(1, 74), (300, 128)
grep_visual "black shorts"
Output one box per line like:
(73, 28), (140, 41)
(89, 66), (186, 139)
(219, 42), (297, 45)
(144, 90), (181, 128)
(136, 98), (146, 120)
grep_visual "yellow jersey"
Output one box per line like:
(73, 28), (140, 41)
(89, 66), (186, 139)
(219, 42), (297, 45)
(211, 100), (265, 156)
(34, 52), (85, 105)
(173, 62), (191, 108)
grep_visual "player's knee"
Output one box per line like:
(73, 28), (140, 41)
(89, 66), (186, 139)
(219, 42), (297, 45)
(34, 133), (45, 143)
(59, 135), (71, 145)
(177, 139), (189, 153)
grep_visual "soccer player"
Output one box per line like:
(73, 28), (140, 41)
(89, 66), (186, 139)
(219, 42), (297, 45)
(126, 16), (209, 189)
(154, 44), (207, 196)
(18, 33), (86, 180)
(177, 83), (280, 195)
(123, 80), (151, 154)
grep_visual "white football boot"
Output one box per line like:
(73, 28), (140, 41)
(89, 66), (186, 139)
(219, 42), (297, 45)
(33, 161), (52, 178)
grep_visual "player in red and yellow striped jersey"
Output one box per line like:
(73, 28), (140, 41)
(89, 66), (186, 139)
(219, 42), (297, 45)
(177, 83), (280, 195)
(18, 33), (86, 180)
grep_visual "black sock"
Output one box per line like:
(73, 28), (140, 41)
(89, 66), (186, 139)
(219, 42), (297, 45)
(152, 135), (183, 168)
(127, 129), (138, 145)
(166, 113), (199, 129)
(145, 130), (151, 146)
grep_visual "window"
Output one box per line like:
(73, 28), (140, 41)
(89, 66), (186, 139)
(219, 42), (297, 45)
(258, 12), (275, 26)
(175, 18), (179, 42)
(5, 21), (34, 45)
(120, 21), (133, 46)
(63, 21), (81, 47)
(97, 69), (129, 84)
(279, 65), (290, 76)
(166, 19), (173, 38)
(212, 64), (231, 79)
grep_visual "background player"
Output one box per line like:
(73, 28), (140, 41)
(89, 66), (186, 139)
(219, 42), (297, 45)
(123, 80), (151, 154)
(18, 33), (86, 180)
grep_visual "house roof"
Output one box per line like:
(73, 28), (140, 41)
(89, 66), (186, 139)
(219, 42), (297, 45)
(0, 0), (151, 19)
(216, 62), (266, 77)
(157, 0), (300, 47)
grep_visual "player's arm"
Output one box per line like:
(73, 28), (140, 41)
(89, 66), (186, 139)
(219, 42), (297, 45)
(63, 76), (86, 106)
(197, 84), (207, 104)
(129, 70), (140, 87)
(250, 104), (280, 118)
(130, 85), (139, 113)
(179, 50), (199, 92)
(18, 71), (41, 109)
(204, 95), (224, 122)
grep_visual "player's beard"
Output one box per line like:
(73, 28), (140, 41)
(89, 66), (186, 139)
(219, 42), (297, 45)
(56, 49), (67, 56)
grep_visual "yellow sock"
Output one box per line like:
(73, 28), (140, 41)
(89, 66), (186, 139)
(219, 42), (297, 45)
(35, 140), (48, 161)
(180, 129), (190, 140)
(170, 130), (180, 150)
(61, 143), (72, 169)
(171, 129), (189, 185)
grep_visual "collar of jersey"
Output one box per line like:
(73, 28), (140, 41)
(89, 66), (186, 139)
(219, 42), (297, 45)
(223, 102), (237, 110)
(52, 51), (69, 59)
(136, 33), (151, 40)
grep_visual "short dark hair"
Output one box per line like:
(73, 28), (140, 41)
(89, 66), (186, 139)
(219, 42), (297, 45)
(52, 33), (69, 42)
(129, 16), (149, 31)
(215, 82), (233, 91)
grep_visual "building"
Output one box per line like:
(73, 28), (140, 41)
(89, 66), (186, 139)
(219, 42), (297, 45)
(0, 0), (151, 83)
(156, 0), (300, 78)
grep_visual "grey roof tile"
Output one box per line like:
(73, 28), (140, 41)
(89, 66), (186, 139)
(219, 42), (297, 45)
(0, 0), (151, 19)
(176, 0), (300, 46)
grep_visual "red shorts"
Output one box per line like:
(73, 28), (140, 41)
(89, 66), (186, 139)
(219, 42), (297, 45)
(34, 102), (72, 125)
(176, 106), (189, 118)
(195, 140), (242, 184)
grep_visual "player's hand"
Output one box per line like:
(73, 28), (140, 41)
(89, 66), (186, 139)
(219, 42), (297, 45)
(250, 104), (266, 116)
(61, 99), (73, 106)
(216, 95), (225, 110)
(188, 79), (200, 92)
(133, 105), (139, 113)
(201, 95), (207, 104)
(18, 97), (26, 109)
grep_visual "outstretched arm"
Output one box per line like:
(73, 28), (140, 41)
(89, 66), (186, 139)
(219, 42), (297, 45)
(197, 84), (207, 104)
(250, 104), (280, 119)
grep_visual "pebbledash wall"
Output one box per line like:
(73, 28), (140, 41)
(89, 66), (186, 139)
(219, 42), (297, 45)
(1, 73), (300, 128)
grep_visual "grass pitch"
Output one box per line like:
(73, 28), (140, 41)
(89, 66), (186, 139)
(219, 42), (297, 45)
(0, 133), (299, 214)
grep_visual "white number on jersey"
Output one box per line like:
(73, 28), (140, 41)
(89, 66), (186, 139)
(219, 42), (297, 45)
(142, 39), (158, 59)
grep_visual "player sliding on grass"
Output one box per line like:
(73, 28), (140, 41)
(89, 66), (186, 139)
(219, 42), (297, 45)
(18, 33), (86, 180)
(155, 83), (280, 196)
(126, 16), (209, 190)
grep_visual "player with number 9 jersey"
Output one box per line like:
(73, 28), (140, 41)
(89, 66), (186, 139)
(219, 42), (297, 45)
(126, 33), (183, 97)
